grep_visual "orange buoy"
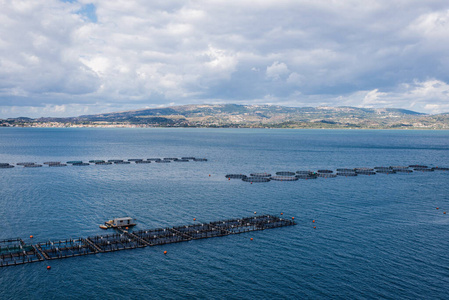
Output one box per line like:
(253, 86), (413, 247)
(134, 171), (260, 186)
(250, 238), (253, 241)
(280, 213), (283, 215)
(163, 251), (167, 255)
(437, 207), (440, 210)
(313, 226), (316, 229)
(209, 174), (211, 177)
(193, 218), (196, 221)
(254, 211), (257, 214)
(125, 227), (129, 230)
(251, 182), (253, 184)
(292, 217), (295, 220)
(47, 266), (51, 270)
(312, 220), (315, 223)
(444, 212), (447, 215)
(228, 178), (230, 180)
(30, 235), (33, 239)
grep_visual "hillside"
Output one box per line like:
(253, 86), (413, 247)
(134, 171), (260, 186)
(1, 104), (448, 129)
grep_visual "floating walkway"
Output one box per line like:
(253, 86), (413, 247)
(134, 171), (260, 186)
(0, 214), (295, 268)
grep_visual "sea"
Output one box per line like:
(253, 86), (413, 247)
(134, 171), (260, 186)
(0, 128), (448, 299)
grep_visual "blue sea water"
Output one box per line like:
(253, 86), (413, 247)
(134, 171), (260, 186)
(0, 128), (448, 299)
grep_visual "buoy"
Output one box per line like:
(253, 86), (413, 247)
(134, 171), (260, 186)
(312, 220), (315, 223)
(209, 174), (211, 177)
(228, 178), (230, 180)
(280, 213), (283, 215)
(30, 235), (33, 239)
(47, 266), (51, 270)
(125, 227), (129, 230)
(437, 207), (439, 210)
(444, 212), (447, 215)
(313, 226), (316, 229)
(251, 182), (253, 184)
(250, 238), (253, 241)
(292, 217), (295, 220)
(254, 211), (257, 214)
(163, 251), (167, 255)
(193, 218), (196, 221)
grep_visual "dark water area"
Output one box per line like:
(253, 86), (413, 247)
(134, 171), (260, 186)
(0, 128), (448, 299)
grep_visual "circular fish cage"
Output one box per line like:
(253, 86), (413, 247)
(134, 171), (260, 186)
(296, 170), (313, 175)
(114, 161), (130, 164)
(242, 177), (271, 183)
(275, 171), (295, 176)
(135, 160), (151, 164)
(95, 162), (112, 165)
(394, 169), (413, 173)
(295, 174), (318, 179)
(336, 168), (354, 172)
(0, 165), (14, 168)
(174, 159), (189, 162)
(72, 163), (90, 166)
(128, 159), (143, 162)
(414, 168), (434, 172)
(376, 170), (396, 174)
(434, 167), (449, 171)
(17, 162), (36, 166)
(193, 158), (208, 162)
(49, 163), (67, 167)
(89, 160), (105, 163)
(250, 173), (271, 177)
(409, 165), (428, 168)
(24, 164), (42, 168)
(43, 162), (61, 165)
(108, 160), (123, 163)
(317, 170), (333, 173)
(337, 172), (357, 176)
(270, 176), (298, 181)
(355, 171), (376, 175)
(225, 174), (247, 179)
(67, 161), (83, 164)
(318, 173), (337, 178)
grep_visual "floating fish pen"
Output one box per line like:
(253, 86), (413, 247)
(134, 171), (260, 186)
(72, 163), (90, 166)
(414, 168), (434, 172)
(193, 158), (207, 162)
(95, 162), (112, 165)
(0, 164), (14, 168)
(355, 171), (376, 175)
(276, 171), (295, 176)
(337, 172), (357, 176)
(114, 161), (130, 164)
(296, 170), (313, 175)
(67, 161), (83, 164)
(17, 162), (35, 166)
(49, 164), (67, 167)
(354, 168), (374, 172)
(24, 164), (42, 168)
(174, 159), (189, 162)
(336, 168), (354, 172)
(390, 166), (409, 169)
(156, 160), (171, 163)
(128, 159), (143, 162)
(135, 160), (151, 164)
(89, 160), (105, 163)
(409, 165), (428, 168)
(147, 158), (162, 161)
(318, 173), (337, 178)
(43, 162), (61, 165)
(434, 167), (449, 171)
(394, 169), (413, 174)
(36, 238), (97, 260)
(270, 176), (298, 181)
(250, 173), (271, 177)
(242, 177), (271, 182)
(225, 174), (247, 179)
(0, 215), (296, 268)
(317, 170), (333, 174)
(181, 157), (196, 160)
(163, 158), (177, 161)
(376, 170), (396, 174)
(295, 174), (318, 179)
(108, 160), (124, 163)
(0, 238), (43, 267)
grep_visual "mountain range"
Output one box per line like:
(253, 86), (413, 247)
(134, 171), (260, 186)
(2, 104), (449, 129)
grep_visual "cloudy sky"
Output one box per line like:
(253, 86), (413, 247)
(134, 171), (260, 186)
(1, 0), (449, 117)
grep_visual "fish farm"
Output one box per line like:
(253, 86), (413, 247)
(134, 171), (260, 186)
(0, 214), (294, 268)
(0, 157), (207, 169)
(226, 164), (449, 183)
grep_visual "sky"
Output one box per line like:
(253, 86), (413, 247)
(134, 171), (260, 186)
(1, 0), (449, 118)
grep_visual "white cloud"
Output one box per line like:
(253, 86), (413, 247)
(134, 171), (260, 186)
(1, 0), (449, 117)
